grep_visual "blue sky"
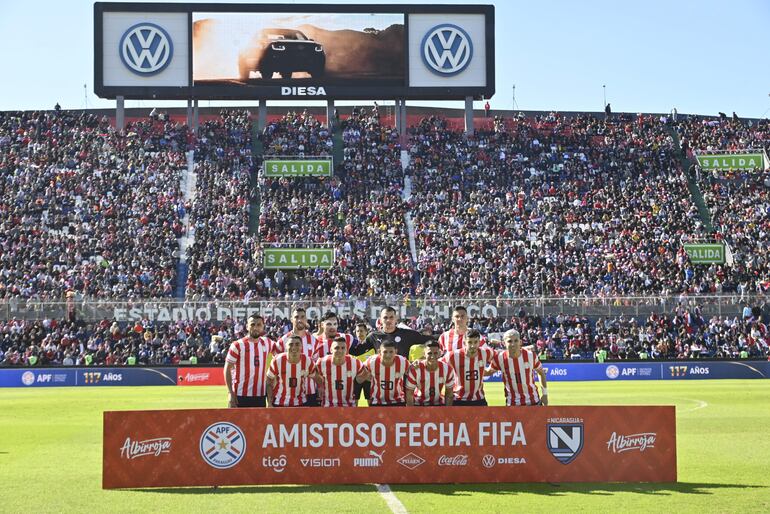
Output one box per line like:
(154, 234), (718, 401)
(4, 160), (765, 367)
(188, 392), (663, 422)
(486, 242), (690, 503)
(1, 0), (769, 116)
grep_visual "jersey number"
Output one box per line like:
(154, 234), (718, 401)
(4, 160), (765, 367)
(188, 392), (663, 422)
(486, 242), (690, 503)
(288, 377), (298, 387)
(380, 380), (394, 390)
(335, 380), (345, 391)
(465, 370), (479, 381)
(428, 386), (436, 397)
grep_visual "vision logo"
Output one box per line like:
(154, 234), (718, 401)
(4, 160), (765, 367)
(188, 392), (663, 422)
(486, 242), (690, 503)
(120, 23), (173, 75)
(199, 422), (246, 469)
(421, 24), (473, 76)
(547, 423), (584, 464)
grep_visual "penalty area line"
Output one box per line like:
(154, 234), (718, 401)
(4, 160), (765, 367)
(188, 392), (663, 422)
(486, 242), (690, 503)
(375, 483), (409, 514)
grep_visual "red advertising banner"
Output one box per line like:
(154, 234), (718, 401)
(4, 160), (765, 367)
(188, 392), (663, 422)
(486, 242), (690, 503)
(103, 406), (676, 489)
(177, 367), (225, 386)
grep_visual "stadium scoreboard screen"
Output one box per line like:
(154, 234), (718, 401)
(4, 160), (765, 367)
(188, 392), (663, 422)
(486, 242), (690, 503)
(94, 2), (495, 100)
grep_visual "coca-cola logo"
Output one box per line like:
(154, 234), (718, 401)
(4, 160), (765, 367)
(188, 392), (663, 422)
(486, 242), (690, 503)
(438, 455), (468, 466)
(120, 437), (172, 459)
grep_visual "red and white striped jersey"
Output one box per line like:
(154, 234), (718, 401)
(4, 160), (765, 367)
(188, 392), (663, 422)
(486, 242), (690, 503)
(316, 354), (365, 407)
(440, 346), (496, 401)
(225, 336), (275, 397)
(490, 348), (542, 406)
(405, 360), (456, 406)
(365, 354), (410, 405)
(438, 328), (487, 353)
(267, 353), (316, 407)
(276, 331), (318, 394)
(313, 333), (356, 360)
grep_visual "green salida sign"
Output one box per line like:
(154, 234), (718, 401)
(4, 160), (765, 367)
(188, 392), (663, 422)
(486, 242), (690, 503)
(683, 243), (725, 264)
(696, 153), (764, 171)
(263, 159), (332, 177)
(263, 248), (335, 269)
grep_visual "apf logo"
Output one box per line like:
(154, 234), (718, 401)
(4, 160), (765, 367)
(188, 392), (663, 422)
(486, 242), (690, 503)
(120, 23), (173, 75)
(21, 371), (35, 386)
(481, 454), (496, 468)
(421, 24), (473, 76)
(606, 365), (620, 379)
(547, 423), (584, 464)
(199, 422), (246, 469)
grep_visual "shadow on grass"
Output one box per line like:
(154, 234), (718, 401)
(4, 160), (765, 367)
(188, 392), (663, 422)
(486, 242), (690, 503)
(126, 482), (766, 496)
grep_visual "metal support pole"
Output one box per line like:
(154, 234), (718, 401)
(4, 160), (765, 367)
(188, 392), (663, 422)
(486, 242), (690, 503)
(193, 99), (199, 133)
(464, 96), (474, 135)
(116, 96), (125, 131)
(186, 99), (192, 128)
(326, 99), (335, 132)
(258, 99), (267, 132)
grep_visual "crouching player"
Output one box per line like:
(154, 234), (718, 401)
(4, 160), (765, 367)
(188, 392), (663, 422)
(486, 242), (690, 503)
(405, 340), (456, 406)
(489, 329), (548, 406)
(316, 336), (370, 407)
(365, 341), (410, 407)
(266, 335), (320, 407)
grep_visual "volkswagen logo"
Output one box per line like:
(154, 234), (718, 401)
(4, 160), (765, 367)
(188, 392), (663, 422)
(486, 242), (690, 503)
(481, 454), (496, 468)
(421, 24), (473, 76)
(119, 22), (173, 76)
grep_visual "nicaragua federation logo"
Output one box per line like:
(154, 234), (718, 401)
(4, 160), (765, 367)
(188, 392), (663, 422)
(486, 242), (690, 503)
(421, 24), (473, 76)
(547, 423), (584, 464)
(199, 422), (246, 469)
(119, 22), (173, 75)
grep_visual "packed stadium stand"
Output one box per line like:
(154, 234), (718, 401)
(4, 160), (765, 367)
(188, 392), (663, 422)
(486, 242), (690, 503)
(0, 105), (768, 366)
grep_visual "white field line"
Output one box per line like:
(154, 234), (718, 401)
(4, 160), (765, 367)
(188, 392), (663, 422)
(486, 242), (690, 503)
(376, 483), (408, 514)
(678, 397), (709, 413)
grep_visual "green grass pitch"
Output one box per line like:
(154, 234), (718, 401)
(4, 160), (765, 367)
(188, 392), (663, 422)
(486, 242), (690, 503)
(0, 380), (768, 513)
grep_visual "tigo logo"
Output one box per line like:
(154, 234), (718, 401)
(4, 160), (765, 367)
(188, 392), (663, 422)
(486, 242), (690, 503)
(120, 23), (173, 75)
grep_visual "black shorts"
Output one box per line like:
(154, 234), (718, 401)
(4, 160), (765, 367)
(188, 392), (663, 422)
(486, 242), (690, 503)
(370, 402), (406, 407)
(236, 395), (266, 408)
(452, 399), (488, 407)
(354, 380), (371, 405)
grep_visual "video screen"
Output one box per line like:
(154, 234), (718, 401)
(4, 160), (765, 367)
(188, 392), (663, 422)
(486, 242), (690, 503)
(192, 12), (405, 86)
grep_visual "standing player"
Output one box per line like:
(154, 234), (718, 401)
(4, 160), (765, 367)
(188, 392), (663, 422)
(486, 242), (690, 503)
(438, 306), (487, 353)
(275, 307), (319, 405)
(405, 340), (456, 406)
(441, 329), (496, 406)
(352, 322), (374, 405)
(365, 341), (410, 407)
(316, 337), (370, 407)
(350, 307), (432, 359)
(313, 312), (356, 359)
(224, 315), (275, 408)
(489, 329), (548, 406)
(266, 335), (319, 407)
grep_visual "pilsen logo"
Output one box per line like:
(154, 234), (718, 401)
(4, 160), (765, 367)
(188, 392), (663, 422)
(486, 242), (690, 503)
(120, 437), (172, 459)
(606, 432), (657, 453)
(397, 453), (425, 470)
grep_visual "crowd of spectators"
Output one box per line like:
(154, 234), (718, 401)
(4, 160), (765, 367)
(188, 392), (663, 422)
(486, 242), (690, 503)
(257, 107), (413, 299)
(407, 113), (706, 298)
(185, 110), (261, 300)
(3, 304), (767, 366)
(0, 110), (189, 300)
